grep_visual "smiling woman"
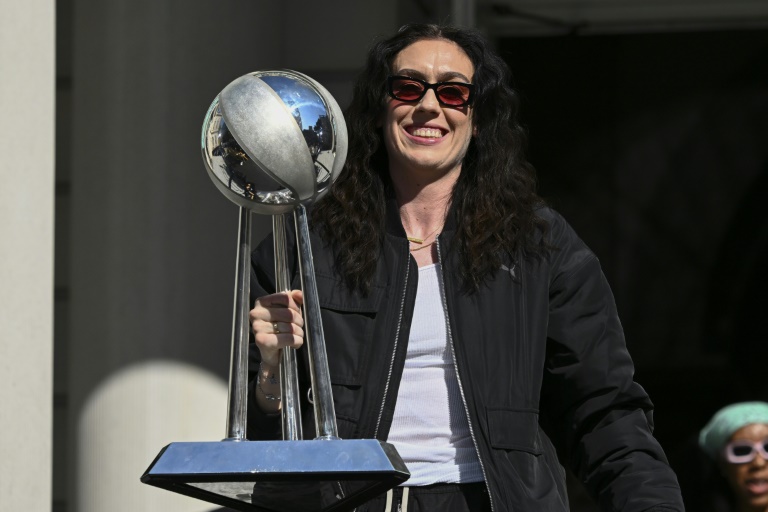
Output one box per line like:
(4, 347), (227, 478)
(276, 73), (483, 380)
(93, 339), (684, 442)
(246, 23), (684, 512)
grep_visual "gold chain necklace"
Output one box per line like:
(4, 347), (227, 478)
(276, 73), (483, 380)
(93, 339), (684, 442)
(410, 240), (436, 252)
(406, 222), (442, 245)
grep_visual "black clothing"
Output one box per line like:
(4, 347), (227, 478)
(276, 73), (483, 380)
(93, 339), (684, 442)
(359, 483), (491, 512)
(248, 205), (684, 511)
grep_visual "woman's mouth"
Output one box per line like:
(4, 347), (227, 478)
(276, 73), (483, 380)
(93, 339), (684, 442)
(408, 127), (444, 139)
(746, 478), (768, 496)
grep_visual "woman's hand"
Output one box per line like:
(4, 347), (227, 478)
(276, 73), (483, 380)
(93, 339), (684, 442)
(250, 290), (304, 412)
(250, 290), (305, 367)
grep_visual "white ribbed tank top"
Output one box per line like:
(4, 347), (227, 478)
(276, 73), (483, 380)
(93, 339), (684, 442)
(386, 263), (483, 486)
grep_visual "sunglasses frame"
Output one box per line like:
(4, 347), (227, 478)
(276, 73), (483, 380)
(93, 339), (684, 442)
(723, 438), (768, 464)
(387, 75), (475, 107)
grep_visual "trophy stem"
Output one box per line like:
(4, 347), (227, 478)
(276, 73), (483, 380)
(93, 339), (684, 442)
(273, 213), (303, 441)
(294, 204), (340, 440)
(225, 206), (252, 441)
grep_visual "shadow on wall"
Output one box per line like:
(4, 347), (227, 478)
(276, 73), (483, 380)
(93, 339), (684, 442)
(77, 360), (228, 511)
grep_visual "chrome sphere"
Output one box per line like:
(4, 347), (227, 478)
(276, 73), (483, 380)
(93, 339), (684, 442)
(201, 70), (348, 214)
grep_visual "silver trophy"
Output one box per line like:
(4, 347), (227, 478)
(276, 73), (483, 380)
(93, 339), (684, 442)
(141, 70), (408, 511)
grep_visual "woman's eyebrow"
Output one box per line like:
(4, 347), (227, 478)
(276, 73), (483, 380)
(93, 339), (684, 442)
(438, 71), (472, 82)
(395, 68), (472, 83)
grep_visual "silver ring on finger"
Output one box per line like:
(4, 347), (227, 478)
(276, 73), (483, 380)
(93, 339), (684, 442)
(273, 322), (280, 334)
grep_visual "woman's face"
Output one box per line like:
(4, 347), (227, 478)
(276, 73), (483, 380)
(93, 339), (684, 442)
(382, 38), (475, 181)
(721, 423), (768, 511)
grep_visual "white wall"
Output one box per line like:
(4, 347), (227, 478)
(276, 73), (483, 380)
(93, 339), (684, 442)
(0, 0), (55, 510)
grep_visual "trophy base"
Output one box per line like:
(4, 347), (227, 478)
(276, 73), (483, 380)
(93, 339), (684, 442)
(141, 439), (410, 512)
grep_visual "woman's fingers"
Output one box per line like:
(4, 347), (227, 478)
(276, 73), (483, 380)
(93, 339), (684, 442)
(257, 291), (303, 316)
(290, 289), (304, 308)
(252, 318), (304, 341)
(250, 291), (305, 365)
(251, 292), (304, 324)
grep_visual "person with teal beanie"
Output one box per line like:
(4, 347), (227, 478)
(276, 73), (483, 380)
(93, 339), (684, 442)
(698, 402), (768, 512)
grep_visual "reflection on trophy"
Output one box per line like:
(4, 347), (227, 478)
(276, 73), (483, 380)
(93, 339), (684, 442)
(140, 70), (409, 511)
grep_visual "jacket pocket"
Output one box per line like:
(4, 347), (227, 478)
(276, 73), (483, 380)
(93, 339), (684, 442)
(487, 408), (568, 506)
(314, 272), (383, 386)
(486, 408), (542, 455)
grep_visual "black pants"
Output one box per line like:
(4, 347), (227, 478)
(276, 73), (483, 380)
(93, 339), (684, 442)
(357, 483), (491, 512)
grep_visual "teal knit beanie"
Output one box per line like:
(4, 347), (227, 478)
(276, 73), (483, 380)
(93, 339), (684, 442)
(699, 401), (768, 459)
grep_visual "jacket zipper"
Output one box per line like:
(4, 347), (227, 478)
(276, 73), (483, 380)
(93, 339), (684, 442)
(373, 241), (411, 439)
(353, 242), (409, 512)
(436, 237), (496, 512)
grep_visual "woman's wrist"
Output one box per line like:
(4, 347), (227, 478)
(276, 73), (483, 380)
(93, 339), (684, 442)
(259, 358), (279, 374)
(258, 347), (281, 369)
(255, 360), (282, 412)
(257, 361), (281, 401)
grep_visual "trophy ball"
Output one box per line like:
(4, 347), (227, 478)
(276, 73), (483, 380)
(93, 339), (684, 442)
(201, 70), (348, 215)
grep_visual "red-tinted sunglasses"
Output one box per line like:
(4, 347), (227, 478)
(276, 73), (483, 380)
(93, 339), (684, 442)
(387, 75), (475, 107)
(723, 438), (768, 464)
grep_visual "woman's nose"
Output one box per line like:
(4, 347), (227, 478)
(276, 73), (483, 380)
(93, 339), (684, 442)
(416, 88), (441, 111)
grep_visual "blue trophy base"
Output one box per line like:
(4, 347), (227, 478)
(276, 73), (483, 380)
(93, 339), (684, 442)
(141, 439), (410, 512)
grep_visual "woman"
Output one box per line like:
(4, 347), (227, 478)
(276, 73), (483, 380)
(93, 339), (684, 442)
(247, 23), (683, 511)
(697, 402), (768, 512)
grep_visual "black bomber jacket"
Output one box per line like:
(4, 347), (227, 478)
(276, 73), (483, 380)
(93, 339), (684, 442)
(247, 203), (684, 512)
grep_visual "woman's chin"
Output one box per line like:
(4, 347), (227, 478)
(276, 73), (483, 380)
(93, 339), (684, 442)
(742, 491), (768, 511)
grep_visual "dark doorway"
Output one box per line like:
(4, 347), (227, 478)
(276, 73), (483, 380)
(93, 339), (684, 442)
(498, 29), (768, 510)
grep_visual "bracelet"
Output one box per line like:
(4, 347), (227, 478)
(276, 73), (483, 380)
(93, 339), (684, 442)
(257, 363), (281, 401)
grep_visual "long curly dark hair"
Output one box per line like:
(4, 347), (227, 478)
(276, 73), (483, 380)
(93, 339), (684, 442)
(312, 23), (547, 293)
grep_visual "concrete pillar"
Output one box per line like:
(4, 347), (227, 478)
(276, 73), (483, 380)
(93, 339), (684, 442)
(0, 0), (55, 510)
(67, 1), (281, 510)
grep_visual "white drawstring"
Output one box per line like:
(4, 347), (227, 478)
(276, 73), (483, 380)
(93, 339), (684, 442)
(384, 486), (410, 512)
(384, 489), (394, 512)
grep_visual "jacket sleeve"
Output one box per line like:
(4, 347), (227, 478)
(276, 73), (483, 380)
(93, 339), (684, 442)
(540, 212), (684, 512)
(245, 232), (283, 441)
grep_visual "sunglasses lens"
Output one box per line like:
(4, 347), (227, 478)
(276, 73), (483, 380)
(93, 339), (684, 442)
(726, 442), (757, 463)
(437, 84), (471, 106)
(391, 79), (425, 101)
